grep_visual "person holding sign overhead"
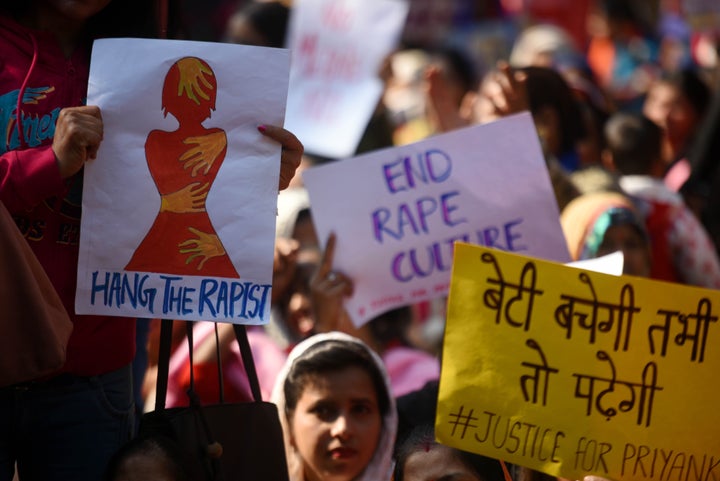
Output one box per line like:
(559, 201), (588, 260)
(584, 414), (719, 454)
(0, 1), (303, 479)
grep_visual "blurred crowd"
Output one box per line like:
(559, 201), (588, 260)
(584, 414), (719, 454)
(4, 0), (720, 480)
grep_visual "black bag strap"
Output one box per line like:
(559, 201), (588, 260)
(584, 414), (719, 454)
(154, 318), (174, 411)
(154, 319), (263, 411)
(233, 324), (262, 402)
(213, 323), (225, 404)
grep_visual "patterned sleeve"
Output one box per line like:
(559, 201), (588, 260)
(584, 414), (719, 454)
(667, 206), (720, 289)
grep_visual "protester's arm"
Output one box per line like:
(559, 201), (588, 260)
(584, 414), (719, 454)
(309, 232), (354, 333)
(257, 124), (303, 191)
(484, 61), (529, 117)
(0, 105), (103, 213)
(425, 64), (470, 133)
(0, 146), (64, 213)
(472, 61), (529, 124)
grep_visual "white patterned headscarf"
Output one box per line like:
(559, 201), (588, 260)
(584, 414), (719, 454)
(270, 332), (398, 481)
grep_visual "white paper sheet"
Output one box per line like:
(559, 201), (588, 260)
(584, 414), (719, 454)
(76, 38), (290, 324)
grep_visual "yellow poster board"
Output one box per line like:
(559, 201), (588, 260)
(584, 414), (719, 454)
(437, 243), (720, 481)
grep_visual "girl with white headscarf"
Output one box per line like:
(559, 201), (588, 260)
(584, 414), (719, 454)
(271, 332), (397, 481)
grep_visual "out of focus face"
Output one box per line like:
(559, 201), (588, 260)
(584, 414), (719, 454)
(286, 256), (320, 339)
(403, 443), (484, 481)
(643, 81), (699, 156)
(225, 14), (267, 46)
(289, 367), (382, 481)
(596, 224), (652, 278)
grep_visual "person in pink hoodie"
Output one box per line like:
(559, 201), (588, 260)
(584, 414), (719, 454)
(0, 2), (303, 479)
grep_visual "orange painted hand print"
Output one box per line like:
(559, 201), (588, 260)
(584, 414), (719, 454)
(180, 131), (227, 177)
(177, 58), (214, 104)
(179, 227), (227, 270)
(160, 182), (210, 213)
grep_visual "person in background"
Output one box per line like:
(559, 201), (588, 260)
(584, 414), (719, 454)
(602, 111), (720, 287)
(0, 2), (162, 479)
(585, 0), (660, 111)
(510, 23), (580, 70)
(510, 22), (614, 170)
(382, 48), (433, 145)
(642, 68), (712, 192)
(469, 63), (583, 211)
(104, 434), (194, 481)
(393, 375), (549, 481)
(309, 233), (441, 397)
(473, 64), (588, 173)
(561, 191), (652, 277)
(270, 187), (320, 349)
(271, 332), (397, 481)
(684, 84), (720, 259)
(421, 44), (481, 137)
(224, 0), (289, 48)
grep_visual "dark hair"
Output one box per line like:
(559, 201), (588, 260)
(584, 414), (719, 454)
(429, 45), (480, 97)
(597, 0), (657, 37)
(395, 380), (438, 449)
(104, 434), (195, 481)
(284, 339), (391, 418)
(604, 112), (662, 175)
(393, 424), (506, 481)
(229, 1), (290, 48)
(656, 68), (712, 120)
(368, 305), (413, 348)
(520, 66), (588, 155)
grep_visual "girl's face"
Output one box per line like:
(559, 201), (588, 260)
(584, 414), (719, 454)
(402, 443), (483, 481)
(596, 224), (652, 278)
(289, 366), (382, 481)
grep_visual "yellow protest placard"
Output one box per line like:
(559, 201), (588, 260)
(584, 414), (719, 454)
(437, 243), (720, 481)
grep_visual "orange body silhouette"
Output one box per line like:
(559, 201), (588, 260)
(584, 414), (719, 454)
(126, 57), (239, 277)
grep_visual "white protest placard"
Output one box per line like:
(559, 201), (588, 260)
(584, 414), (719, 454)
(76, 38), (290, 324)
(568, 251), (624, 276)
(285, 0), (409, 159)
(303, 113), (570, 326)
